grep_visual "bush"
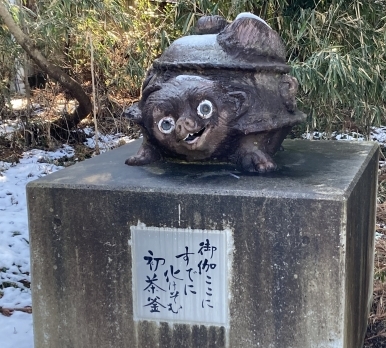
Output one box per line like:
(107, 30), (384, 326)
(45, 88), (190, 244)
(0, 0), (385, 134)
(170, 0), (386, 134)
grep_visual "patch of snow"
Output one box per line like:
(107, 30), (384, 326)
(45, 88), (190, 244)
(175, 75), (208, 82)
(0, 130), (134, 348)
(0, 119), (19, 136)
(302, 127), (386, 145)
(371, 126), (386, 144)
(84, 131), (133, 151)
(334, 132), (364, 141)
(172, 34), (217, 47)
(235, 12), (271, 28)
(10, 99), (29, 110)
(0, 145), (72, 348)
(0, 311), (33, 348)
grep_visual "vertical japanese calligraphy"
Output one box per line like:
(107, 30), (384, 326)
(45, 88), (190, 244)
(131, 226), (230, 326)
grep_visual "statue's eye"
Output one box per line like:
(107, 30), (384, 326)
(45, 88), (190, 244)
(197, 100), (213, 119)
(158, 117), (175, 134)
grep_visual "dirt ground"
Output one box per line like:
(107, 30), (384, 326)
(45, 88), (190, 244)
(364, 235), (386, 347)
(363, 166), (386, 347)
(365, 318), (386, 347)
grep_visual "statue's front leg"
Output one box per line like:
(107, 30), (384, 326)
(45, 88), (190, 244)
(231, 134), (277, 173)
(125, 139), (161, 166)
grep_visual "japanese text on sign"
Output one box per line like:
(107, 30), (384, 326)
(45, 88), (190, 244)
(131, 226), (230, 326)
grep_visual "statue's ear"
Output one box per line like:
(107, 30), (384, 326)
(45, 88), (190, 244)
(279, 75), (298, 112)
(228, 91), (250, 117)
(141, 84), (162, 101)
(124, 102), (142, 123)
(142, 68), (156, 90)
(124, 84), (163, 125)
(217, 16), (286, 62)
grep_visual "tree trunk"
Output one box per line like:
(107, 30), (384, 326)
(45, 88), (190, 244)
(0, 0), (92, 131)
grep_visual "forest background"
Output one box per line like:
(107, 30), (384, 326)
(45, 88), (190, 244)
(0, 0), (386, 346)
(0, 0), (385, 138)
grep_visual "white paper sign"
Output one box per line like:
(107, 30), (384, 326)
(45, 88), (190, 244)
(131, 225), (230, 326)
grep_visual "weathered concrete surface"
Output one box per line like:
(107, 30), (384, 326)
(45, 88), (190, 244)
(27, 139), (378, 348)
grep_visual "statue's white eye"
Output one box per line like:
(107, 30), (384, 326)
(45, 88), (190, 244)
(158, 117), (175, 134)
(197, 100), (213, 119)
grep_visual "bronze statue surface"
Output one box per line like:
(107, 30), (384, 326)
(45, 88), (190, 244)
(125, 13), (306, 173)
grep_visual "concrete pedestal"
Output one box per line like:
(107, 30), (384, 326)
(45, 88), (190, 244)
(27, 139), (378, 348)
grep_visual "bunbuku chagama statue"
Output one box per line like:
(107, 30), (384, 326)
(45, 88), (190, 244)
(125, 13), (306, 173)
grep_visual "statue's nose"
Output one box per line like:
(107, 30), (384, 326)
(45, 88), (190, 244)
(175, 117), (196, 140)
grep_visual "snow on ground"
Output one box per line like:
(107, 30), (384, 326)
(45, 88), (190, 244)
(0, 126), (385, 347)
(0, 310), (34, 348)
(0, 128), (132, 348)
(0, 146), (72, 348)
(302, 128), (386, 142)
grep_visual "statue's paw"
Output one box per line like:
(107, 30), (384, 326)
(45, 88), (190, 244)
(125, 155), (151, 166)
(125, 144), (161, 166)
(239, 150), (277, 173)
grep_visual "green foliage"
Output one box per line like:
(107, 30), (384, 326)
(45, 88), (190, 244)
(123, 1), (177, 95)
(0, 2), (21, 112)
(2, 0), (176, 100)
(19, 0), (139, 96)
(0, 0), (385, 132)
(283, 0), (386, 134)
(171, 0), (386, 134)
